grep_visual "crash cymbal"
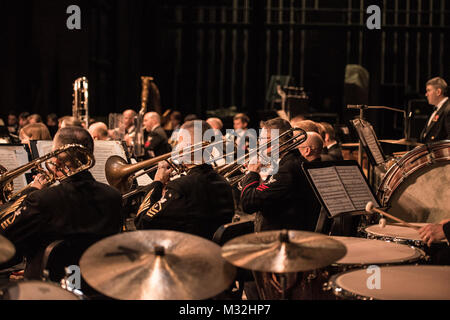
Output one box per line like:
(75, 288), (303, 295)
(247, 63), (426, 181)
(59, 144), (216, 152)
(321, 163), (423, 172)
(0, 234), (15, 264)
(222, 230), (347, 273)
(79, 230), (236, 300)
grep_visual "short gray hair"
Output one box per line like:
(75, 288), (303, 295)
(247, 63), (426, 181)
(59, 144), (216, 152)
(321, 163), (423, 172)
(426, 77), (448, 96)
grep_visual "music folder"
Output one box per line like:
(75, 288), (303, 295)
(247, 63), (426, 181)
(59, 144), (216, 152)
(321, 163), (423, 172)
(302, 160), (382, 218)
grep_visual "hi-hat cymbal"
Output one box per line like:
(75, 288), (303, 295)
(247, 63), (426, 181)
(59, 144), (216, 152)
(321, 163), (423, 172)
(0, 234), (15, 264)
(222, 230), (347, 273)
(79, 230), (236, 300)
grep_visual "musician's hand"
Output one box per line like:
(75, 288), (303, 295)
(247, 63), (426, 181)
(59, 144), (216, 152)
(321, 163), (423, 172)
(418, 224), (446, 247)
(155, 162), (173, 185)
(247, 159), (262, 173)
(30, 174), (49, 190)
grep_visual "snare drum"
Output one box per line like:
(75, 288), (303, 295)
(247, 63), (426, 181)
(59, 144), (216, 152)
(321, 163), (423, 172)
(377, 141), (450, 223)
(0, 281), (84, 300)
(364, 223), (447, 249)
(329, 265), (450, 300)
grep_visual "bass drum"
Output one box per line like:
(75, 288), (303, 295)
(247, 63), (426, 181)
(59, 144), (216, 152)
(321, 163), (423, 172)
(377, 141), (450, 223)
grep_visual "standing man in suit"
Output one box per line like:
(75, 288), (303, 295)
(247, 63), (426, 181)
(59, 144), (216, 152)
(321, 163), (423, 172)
(420, 77), (450, 143)
(142, 112), (172, 159)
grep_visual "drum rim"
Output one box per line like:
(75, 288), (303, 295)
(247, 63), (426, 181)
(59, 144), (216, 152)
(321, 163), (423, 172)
(0, 280), (85, 300)
(376, 140), (450, 206)
(328, 265), (450, 301)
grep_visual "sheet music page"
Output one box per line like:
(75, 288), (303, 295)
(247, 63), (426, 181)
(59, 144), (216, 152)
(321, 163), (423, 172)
(36, 140), (53, 158)
(361, 126), (385, 165)
(91, 141), (128, 184)
(335, 166), (379, 210)
(308, 167), (355, 216)
(130, 158), (153, 186)
(0, 146), (28, 191)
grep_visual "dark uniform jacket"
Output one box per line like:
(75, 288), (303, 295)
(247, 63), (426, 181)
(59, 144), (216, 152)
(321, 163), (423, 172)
(135, 164), (235, 240)
(240, 150), (321, 232)
(0, 171), (122, 275)
(420, 99), (450, 143)
(321, 143), (344, 161)
(143, 125), (172, 159)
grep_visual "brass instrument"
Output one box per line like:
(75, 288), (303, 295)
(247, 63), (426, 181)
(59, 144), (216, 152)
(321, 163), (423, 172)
(72, 77), (89, 128)
(218, 128), (307, 188)
(0, 144), (95, 218)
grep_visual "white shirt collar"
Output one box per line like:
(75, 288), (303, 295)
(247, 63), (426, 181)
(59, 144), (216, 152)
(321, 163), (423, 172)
(436, 97), (449, 111)
(327, 141), (338, 150)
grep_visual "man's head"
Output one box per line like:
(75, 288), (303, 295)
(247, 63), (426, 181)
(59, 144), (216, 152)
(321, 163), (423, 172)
(122, 109), (137, 129)
(170, 111), (182, 127)
(233, 113), (250, 131)
(89, 122), (109, 141)
(320, 122), (337, 147)
(298, 131), (323, 162)
(8, 112), (17, 126)
(47, 113), (58, 127)
(28, 114), (42, 124)
(18, 112), (30, 128)
(143, 112), (161, 132)
(53, 127), (94, 173)
(259, 118), (292, 156)
(425, 77), (448, 106)
(59, 116), (83, 129)
(206, 117), (223, 131)
(291, 119), (320, 134)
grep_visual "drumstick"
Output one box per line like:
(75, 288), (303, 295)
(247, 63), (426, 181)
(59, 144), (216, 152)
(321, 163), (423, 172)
(365, 202), (421, 230)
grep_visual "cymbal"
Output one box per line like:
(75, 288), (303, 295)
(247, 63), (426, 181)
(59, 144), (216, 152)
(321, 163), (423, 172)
(0, 234), (15, 264)
(380, 139), (423, 147)
(222, 230), (347, 273)
(79, 230), (236, 300)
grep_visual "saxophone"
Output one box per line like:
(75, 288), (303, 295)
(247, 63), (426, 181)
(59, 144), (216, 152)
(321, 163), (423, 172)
(72, 77), (89, 128)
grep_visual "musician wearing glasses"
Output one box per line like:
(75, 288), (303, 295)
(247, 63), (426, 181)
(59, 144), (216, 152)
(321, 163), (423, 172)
(0, 127), (122, 279)
(240, 118), (321, 232)
(134, 120), (235, 240)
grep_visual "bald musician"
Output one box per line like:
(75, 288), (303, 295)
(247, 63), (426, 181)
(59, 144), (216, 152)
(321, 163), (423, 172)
(297, 131), (324, 163)
(142, 112), (171, 159)
(135, 120), (234, 240)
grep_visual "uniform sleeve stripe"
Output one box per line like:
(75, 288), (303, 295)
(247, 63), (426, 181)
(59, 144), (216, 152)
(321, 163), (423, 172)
(241, 181), (259, 197)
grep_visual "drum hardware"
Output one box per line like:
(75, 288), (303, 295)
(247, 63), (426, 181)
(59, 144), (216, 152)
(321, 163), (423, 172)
(0, 234), (15, 264)
(79, 230), (236, 300)
(0, 280), (85, 300)
(365, 202), (420, 230)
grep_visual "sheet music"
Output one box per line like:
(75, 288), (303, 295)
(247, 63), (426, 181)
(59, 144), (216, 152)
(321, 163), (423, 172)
(0, 146), (29, 192)
(91, 141), (128, 184)
(335, 166), (378, 210)
(308, 167), (355, 216)
(36, 140), (53, 158)
(361, 126), (385, 165)
(307, 165), (379, 217)
(130, 158), (153, 186)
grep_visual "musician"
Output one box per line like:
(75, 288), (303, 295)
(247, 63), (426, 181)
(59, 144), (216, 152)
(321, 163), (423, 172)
(320, 122), (343, 161)
(228, 113), (255, 154)
(421, 77), (450, 143)
(111, 109), (136, 141)
(142, 112), (172, 158)
(298, 131), (324, 162)
(135, 120), (235, 240)
(240, 118), (320, 232)
(419, 220), (450, 247)
(0, 127), (122, 279)
(89, 122), (110, 141)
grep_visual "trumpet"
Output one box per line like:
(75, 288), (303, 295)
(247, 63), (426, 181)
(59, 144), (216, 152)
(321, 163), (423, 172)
(0, 144), (95, 209)
(218, 128), (307, 188)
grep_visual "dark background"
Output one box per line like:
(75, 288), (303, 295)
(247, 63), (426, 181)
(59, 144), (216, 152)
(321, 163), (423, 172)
(1, 0), (449, 138)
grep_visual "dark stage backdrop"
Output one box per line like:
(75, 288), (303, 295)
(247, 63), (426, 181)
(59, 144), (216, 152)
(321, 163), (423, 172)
(1, 0), (449, 138)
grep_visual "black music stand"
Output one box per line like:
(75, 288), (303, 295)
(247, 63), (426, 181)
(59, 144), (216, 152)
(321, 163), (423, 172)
(302, 160), (383, 236)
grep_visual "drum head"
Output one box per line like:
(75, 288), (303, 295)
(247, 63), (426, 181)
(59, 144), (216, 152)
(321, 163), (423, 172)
(364, 224), (427, 242)
(378, 141), (450, 223)
(332, 237), (423, 265)
(1, 281), (81, 300)
(331, 266), (450, 300)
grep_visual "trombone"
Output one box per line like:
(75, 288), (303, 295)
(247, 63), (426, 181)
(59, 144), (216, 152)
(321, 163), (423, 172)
(218, 128), (307, 188)
(105, 139), (227, 196)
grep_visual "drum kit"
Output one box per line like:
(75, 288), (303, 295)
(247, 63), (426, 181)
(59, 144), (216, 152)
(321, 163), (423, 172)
(0, 141), (449, 300)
